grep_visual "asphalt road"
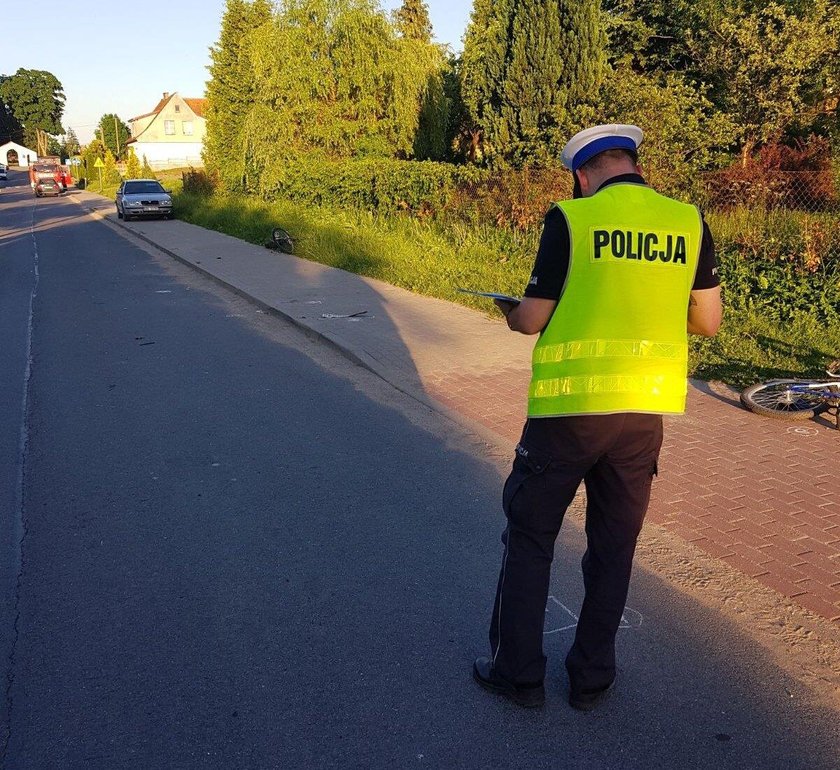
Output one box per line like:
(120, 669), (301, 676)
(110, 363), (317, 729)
(0, 173), (837, 769)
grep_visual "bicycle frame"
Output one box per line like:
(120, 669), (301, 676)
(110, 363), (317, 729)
(785, 382), (840, 400)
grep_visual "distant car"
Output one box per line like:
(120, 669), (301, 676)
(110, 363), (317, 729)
(35, 178), (62, 197)
(115, 179), (173, 221)
(0, 164), (7, 180)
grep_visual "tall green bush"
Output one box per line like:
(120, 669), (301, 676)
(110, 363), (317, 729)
(257, 155), (488, 215)
(596, 66), (735, 196)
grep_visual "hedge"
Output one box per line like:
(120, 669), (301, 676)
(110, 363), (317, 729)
(256, 156), (490, 217)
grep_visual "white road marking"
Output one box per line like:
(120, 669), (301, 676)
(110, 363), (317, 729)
(544, 595), (643, 634)
(786, 426), (819, 436)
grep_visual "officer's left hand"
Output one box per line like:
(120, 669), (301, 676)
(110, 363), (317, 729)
(494, 298), (517, 316)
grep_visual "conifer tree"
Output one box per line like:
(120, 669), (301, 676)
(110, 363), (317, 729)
(103, 148), (121, 186)
(141, 154), (157, 179)
(204, 0), (274, 189)
(461, 0), (512, 160)
(125, 148), (141, 179)
(394, 0), (432, 43)
(62, 127), (81, 157)
(413, 72), (448, 160)
(393, 0), (447, 159)
(461, 0), (606, 166)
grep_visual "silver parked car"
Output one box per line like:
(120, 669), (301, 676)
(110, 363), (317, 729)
(0, 163), (7, 180)
(115, 179), (173, 221)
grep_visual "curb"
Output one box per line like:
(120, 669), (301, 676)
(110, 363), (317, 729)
(72, 194), (515, 453)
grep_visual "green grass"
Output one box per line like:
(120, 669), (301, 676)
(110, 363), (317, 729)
(173, 192), (537, 312)
(690, 311), (838, 387)
(171, 191), (840, 387)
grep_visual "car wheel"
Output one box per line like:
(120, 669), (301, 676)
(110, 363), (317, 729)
(116, 206), (123, 219)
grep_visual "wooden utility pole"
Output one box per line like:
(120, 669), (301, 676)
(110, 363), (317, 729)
(114, 115), (121, 157)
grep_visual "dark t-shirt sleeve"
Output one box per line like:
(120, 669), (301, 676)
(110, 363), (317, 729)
(693, 218), (720, 290)
(524, 206), (721, 298)
(523, 206), (570, 299)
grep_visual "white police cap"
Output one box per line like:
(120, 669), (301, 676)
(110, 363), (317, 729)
(561, 124), (643, 172)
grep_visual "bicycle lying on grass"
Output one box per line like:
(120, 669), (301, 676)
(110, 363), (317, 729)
(740, 361), (840, 429)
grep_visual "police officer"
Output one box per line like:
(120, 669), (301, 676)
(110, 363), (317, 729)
(473, 124), (722, 710)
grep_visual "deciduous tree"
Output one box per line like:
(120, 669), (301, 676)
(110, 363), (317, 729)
(703, 0), (840, 164)
(236, 0), (448, 182)
(0, 69), (65, 155)
(0, 96), (23, 145)
(97, 114), (131, 159)
(604, 0), (840, 164)
(596, 66), (736, 194)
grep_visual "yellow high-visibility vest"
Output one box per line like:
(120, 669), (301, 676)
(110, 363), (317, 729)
(528, 182), (703, 417)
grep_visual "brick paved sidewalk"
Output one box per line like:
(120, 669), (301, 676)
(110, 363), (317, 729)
(75, 191), (840, 624)
(426, 367), (840, 622)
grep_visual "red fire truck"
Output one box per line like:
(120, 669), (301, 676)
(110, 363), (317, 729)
(29, 157), (72, 194)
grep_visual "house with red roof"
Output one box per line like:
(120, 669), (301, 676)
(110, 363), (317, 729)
(126, 92), (207, 169)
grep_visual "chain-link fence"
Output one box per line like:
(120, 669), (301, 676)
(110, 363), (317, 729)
(442, 167), (840, 267)
(445, 167), (572, 229)
(444, 167), (839, 226)
(439, 167), (840, 318)
(697, 169), (838, 213)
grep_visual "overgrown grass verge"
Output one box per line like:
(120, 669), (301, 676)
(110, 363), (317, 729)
(173, 191), (537, 312)
(173, 191), (839, 387)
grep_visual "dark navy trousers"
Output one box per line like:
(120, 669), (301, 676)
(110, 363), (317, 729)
(488, 413), (663, 691)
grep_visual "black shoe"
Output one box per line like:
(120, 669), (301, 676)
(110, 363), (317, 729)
(472, 657), (545, 708)
(568, 679), (615, 711)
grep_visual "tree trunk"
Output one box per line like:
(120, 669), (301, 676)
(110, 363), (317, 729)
(741, 138), (755, 168)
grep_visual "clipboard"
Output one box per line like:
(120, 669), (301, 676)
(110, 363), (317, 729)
(457, 288), (521, 305)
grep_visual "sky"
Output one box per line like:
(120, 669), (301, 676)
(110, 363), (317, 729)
(0, 0), (474, 145)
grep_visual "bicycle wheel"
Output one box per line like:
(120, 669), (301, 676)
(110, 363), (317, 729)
(740, 380), (828, 420)
(271, 227), (294, 254)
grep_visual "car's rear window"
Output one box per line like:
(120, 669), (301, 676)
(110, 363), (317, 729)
(124, 181), (165, 194)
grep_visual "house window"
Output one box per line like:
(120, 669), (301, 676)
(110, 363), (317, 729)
(164, 120), (175, 135)
(174, 105), (180, 113)
(182, 121), (194, 136)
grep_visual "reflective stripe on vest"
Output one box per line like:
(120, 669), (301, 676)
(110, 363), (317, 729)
(530, 374), (685, 399)
(532, 339), (686, 365)
(527, 183), (702, 417)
